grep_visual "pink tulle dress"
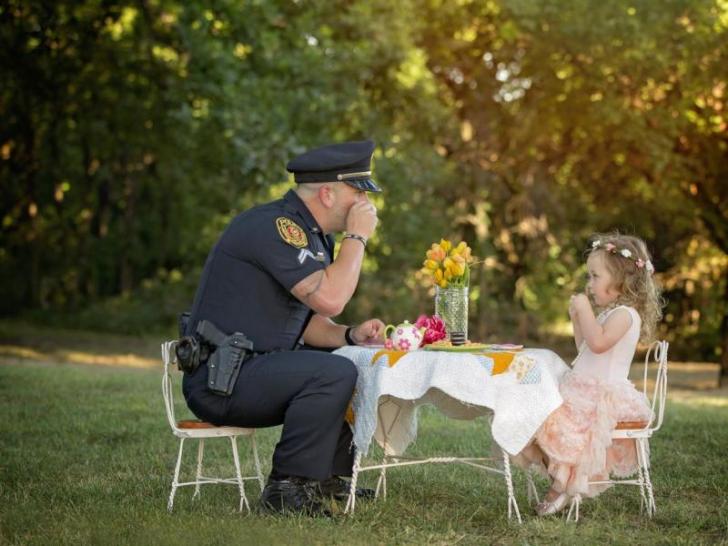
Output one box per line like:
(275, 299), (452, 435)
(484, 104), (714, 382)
(517, 305), (652, 498)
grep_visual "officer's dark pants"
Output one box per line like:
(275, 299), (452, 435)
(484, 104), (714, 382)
(183, 350), (357, 481)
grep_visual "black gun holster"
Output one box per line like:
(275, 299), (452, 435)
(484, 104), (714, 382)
(196, 320), (254, 397)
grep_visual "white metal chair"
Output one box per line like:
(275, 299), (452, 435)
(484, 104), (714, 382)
(566, 340), (669, 522)
(161, 341), (264, 512)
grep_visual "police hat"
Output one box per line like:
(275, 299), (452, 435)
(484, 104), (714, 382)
(286, 140), (381, 192)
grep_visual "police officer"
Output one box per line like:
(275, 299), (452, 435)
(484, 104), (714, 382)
(182, 140), (384, 516)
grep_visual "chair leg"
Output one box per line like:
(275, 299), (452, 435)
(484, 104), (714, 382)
(193, 439), (205, 500)
(375, 455), (387, 500)
(638, 439), (656, 516)
(526, 470), (540, 505)
(501, 449), (522, 524)
(634, 439), (648, 513)
(344, 451), (363, 515)
(168, 438), (185, 512)
(566, 494), (581, 522)
(230, 436), (250, 512)
(251, 435), (265, 492)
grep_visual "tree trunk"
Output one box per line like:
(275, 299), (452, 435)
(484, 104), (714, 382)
(720, 279), (728, 387)
(119, 173), (136, 294)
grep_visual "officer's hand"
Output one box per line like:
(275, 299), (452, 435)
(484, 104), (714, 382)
(346, 200), (378, 239)
(351, 319), (385, 345)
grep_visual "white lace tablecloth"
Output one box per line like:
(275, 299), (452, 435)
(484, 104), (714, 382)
(333, 346), (570, 456)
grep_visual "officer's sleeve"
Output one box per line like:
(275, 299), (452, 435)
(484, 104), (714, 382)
(250, 217), (326, 292)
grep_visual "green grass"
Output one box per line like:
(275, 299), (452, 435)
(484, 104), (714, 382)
(1, 359), (727, 546)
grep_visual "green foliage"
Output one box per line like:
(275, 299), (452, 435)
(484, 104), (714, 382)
(1, 0), (726, 363)
(24, 267), (200, 335)
(408, 0), (728, 358)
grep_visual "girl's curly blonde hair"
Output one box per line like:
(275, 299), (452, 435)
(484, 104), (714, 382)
(587, 232), (665, 343)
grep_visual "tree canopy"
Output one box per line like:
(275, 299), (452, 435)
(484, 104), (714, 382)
(2, 0), (726, 376)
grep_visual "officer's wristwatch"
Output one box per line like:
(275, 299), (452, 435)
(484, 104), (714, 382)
(344, 326), (357, 346)
(342, 232), (367, 247)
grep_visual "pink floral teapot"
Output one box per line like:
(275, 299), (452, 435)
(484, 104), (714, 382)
(384, 320), (425, 351)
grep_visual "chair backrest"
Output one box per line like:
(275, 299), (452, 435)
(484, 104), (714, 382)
(641, 340), (669, 432)
(161, 341), (180, 432)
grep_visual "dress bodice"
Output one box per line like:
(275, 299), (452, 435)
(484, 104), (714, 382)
(571, 305), (641, 383)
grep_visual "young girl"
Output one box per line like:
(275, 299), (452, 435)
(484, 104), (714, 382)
(517, 232), (664, 516)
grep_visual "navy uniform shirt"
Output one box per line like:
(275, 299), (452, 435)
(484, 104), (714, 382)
(186, 190), (335, 352)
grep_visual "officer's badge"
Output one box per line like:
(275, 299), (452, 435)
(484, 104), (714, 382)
(276, 217), (308, 248)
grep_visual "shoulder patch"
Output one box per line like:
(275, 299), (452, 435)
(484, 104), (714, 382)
(276, 217), (308, 248)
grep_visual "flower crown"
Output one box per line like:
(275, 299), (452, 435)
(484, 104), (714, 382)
(591, 239), (655, 274)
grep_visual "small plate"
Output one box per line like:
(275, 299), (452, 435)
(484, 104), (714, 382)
(486, 344), (524, 351)
(422, 343), (524, 352)
(422, 343), (492, 352)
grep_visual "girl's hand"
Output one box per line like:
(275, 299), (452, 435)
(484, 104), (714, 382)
(569, 293), (590, 318)
(568, 295), (578, 318)
(569, 295), (577, 319)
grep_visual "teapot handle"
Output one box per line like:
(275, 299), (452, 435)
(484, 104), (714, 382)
(384, 324), (395, 339)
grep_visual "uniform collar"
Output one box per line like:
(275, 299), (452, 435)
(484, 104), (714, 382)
(282, 189), (324, 234)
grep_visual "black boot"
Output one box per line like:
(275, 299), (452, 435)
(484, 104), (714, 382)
(259, 477), (332, 517)
(316, 476), (375, 501)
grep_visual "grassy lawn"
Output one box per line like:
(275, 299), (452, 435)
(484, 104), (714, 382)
(1, 338), (727, 545)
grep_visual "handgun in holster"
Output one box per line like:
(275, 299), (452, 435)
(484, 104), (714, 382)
(196, 320), (254, 396)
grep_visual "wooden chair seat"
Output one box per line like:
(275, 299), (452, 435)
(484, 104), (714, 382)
(615, 420), (649, 430)
(177, 419), (217, 429)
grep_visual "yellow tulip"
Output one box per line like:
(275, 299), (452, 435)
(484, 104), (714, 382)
(428, 245), (446, 262)
(423, 239), (475, 288)
(451, 261), (465, 277)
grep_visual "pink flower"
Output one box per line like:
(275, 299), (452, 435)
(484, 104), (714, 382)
(398, 339), (411, 351)
(384, 339), (394, 350)
(415, 314), (447, 345)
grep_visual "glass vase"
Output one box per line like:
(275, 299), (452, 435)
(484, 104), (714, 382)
(435, 285), (469, 345)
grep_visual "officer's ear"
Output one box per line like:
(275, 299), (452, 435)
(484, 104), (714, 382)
(318, 183), (336, 209)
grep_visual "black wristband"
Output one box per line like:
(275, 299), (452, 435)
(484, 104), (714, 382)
(342, 233), (367, 247)
(344, 326), (357, 346)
